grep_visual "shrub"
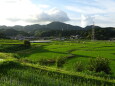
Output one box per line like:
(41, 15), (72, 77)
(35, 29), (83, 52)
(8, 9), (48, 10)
(74, 61), (84, 72)
(56, 57), (66, 67)
(88, 57), (112, 74)
(24, 40), (31, 48)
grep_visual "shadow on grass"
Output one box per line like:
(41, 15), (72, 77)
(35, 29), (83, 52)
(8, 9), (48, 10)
(75, 54), (95, 58)
(15, 45), (97, 67)
(102, 46), (115, 47)
(16, 45), (68, 59)
(85, 48), (115, 51)
(112, 53), (115, 55)
(0, 61), (24, 75)
(59, 54), (95, 67)
(0, 44), (29, 53)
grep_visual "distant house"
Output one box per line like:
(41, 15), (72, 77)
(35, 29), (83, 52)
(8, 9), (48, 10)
(9, 36), (15, 39)
(24, 36), (38, 40)
(70, 35), (79, 39)
(110, 38), (115, 41)
(15, 35), (39, 40)
(15, 34), (25, 40)
(9, 35), (54, 40)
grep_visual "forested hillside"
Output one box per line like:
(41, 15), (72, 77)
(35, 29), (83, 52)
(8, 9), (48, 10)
(0, 22), (115, 40)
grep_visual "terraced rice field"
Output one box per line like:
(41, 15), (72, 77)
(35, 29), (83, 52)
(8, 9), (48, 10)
(0, 39), (115, 86)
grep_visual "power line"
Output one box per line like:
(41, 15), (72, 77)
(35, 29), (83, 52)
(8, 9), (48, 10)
(92, 21), (95, 41)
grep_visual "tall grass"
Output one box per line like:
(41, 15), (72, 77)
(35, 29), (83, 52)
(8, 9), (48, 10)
(0, 61), (114, 86)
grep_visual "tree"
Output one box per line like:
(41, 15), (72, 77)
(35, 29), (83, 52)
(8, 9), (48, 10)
(24, 40), (31, 48)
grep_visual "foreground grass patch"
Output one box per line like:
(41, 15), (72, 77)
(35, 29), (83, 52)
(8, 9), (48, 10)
(0, 61), (115, 86)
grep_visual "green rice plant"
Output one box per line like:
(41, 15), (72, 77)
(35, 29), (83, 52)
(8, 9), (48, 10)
(0, 39), (22, 44)
(0, 40), (115, 86)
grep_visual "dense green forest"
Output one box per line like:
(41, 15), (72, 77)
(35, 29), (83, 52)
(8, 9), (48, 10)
(0, 22), (115, 40)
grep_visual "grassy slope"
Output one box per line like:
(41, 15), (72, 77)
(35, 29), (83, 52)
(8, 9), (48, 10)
(64, 41), (115, 73)
(0, 61), (115, 86)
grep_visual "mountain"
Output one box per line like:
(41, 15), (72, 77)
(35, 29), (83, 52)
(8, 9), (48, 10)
(0, 22), (115, 40)
(0, 22), (83, 32)
(84, 25), (102, 30)
(46, 22), (82, 30)
(0, 22), (115, 32)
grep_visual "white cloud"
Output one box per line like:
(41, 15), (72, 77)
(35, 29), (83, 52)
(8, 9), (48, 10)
(24, 8), (70, 24)
(38, 4), (50, 8)
(81, 14), (94, 27)
(0, 0), (70, 26)
(94, 14), (115, 27)
(65, 0), (115, 27)
(0, 0), (40, 24)
(47, 8), (70, 22)
(65, 6), (105, 14)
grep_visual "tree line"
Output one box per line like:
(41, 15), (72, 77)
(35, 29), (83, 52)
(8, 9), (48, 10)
(0, 26), (115, 40)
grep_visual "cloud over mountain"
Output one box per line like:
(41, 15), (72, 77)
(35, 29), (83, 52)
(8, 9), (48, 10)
(81, 15), (94, 27)
(0, 0), (70, 26)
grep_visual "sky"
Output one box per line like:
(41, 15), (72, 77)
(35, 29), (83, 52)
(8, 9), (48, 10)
(0, 0), (115, 27)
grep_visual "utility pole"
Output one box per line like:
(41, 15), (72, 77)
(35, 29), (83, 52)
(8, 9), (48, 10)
(61, 27), (63, 38)
(67, 24), (68, 30)
(92, 21), (95, 41)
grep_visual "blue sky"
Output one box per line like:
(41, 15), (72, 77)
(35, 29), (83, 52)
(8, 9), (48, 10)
(0, 0), (115, 27)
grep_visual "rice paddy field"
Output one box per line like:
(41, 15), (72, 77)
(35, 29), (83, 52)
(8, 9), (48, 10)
(0, 39), (115, 86)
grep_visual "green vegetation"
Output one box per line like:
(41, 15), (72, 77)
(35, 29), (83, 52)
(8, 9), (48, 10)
(0, 22), (115, 40)
(0, 39), (115, 86)
(88, 57), (111, 74)
(74, 61), (84, 72)
(24, 40), (31, 48)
